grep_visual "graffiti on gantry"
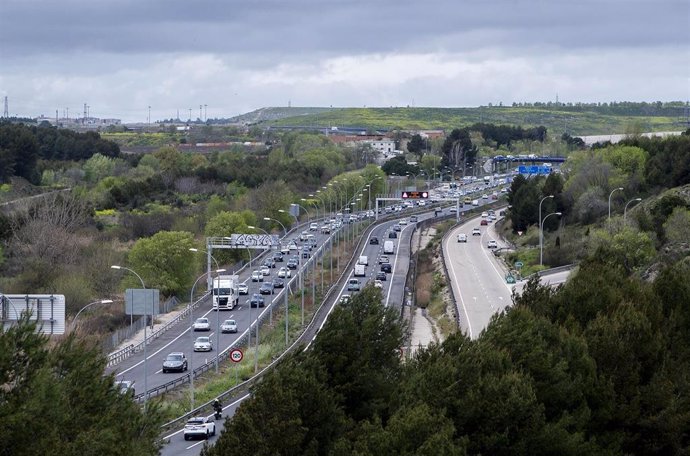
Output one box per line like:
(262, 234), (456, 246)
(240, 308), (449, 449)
(227, 234), (278, 248)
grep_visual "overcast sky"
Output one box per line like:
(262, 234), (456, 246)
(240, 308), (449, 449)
(1, 0), (688, 123)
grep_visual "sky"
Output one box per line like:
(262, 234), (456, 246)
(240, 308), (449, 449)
(1, 0), (688, 123)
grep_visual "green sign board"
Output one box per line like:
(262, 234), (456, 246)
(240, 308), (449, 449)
(506, 274), (516, 284)
(514, 261), (524, 269)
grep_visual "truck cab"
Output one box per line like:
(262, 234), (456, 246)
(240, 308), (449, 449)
(212, 275), (239, 310)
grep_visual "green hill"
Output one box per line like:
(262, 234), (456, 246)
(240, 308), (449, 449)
(261, 104), (686, 136)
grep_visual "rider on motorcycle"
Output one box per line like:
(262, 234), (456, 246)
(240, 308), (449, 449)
(213, 398), (222, 415)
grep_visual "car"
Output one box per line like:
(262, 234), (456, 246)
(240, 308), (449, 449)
(259, 282), (274, 295)
(288, 242), (298, 251)
(193, 336), (213, 352)
(339, 295), (351, 305)
(388, 231), (397, 239)
(287, 258), (299, 270)
(251, 270), (263, 282)
(482, 194), (489, 199)
(162, 352), (188, 373)
(273, 277), (285, 288)
(248, 293), (265, 308)
(183, 416), (215, 440)
(238, 283), (249, 295)
(280, 244), (290, 254)
(376, 271), (387, 281)
(380, 263), (392, 273)
(409, 215), (418, 223)
(374, 280), (383, 289)
(192, 317), (210, 331)
(472, 228), (482, 236)
(347, 278), (360, 291)
(259, 265), (271, 276)
(309, 222), (319, 231)
(220, 319), (238, 333)
(263, 258), (276, 268)
(480, 219), (488, 226)
(278, 267), (291, 278)
(370, 236), (379, 245)
(302, 247), (310, 258)
(457, 233), (467, 243)
(379, 255), (389, 264)
(481, 211), (488, 218)
(487, 240), (498, 249)
(272, 252), (284, 262)
(320, 225), (331, 234)
(393, 224), (401, 232)
(114, 380), (135, 397)
(299, 230), (309, 241)
(399, 219), (408, 225)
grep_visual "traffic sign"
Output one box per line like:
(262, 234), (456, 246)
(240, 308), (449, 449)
(401, 191), (429, 199)
(229, 348), (244, 363)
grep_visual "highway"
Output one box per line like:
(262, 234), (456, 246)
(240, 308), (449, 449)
(154, 207), (441, 455)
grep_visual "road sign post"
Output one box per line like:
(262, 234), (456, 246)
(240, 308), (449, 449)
(230, 348), (243, 385)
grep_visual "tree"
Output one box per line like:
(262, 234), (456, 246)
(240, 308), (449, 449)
(381, 156), (417, 176)
(663, 206), (690, 245)
(407, 134), (426, 159)
(0, 314), (163, 455)
(126, 231), (196, 296)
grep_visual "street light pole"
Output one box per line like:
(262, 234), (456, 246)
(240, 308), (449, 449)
(624, 198), (642, 224)
(263, 217), (287, 238)
(539, 195), (554, 261)
(110, 265), (148, 407)
(189, 268), (225, 410)
(71, 299), (114, 329)
(608, 187), (624, 231)
(540, 212), (562, 266)
(190, 249), (224, 374)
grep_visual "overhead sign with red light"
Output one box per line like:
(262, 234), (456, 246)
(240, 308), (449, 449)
(401, 191), (429, 199)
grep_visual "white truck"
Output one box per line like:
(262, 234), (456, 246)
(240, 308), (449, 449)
(354, 264), (366, 277)
(212, 275), (239, 310)
(358, 255), (368, 266)
(383, 240), (395, 255)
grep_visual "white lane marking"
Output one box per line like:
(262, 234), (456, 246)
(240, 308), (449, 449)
(445, 225), (473, 339)
(384, 223), (413, 307)
(478, 229), (513, 293)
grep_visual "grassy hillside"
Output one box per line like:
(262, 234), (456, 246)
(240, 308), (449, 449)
(264, 106), (684, 136)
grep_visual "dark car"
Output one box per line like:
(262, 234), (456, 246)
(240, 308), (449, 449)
(263, 258), (276, 268)
(249, 293), (265, 308)
(259, 282), (274, 295)
(272, 252), (284, 262)
(370, 236), (379, 245)
(302, 247), (310, 258)
(272, 278), (285, 288)
(388, 231), (397, 239)
(393, 224), (401, 232)
(162, 352), (188, 373)
(376, 271), (387, 281)
(380, 263), (392, 273)
(287, 259), (299, 270)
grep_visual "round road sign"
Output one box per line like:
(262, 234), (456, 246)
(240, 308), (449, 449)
(515, 261), (524, 268)
(230, 348), (244, 363)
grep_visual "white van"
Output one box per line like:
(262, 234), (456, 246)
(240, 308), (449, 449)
(472, 199), (479, 206)
(383, 240), (395, 254)
(358, 255), (368, 266)
(354, 264), (366, 277)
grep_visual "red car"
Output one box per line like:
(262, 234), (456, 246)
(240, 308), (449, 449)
(480, 219), (488, 226)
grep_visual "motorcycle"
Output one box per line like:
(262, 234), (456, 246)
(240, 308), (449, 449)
(213, 407), (222, 420)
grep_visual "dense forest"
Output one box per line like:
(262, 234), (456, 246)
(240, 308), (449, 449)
(202, 252), (690, 455)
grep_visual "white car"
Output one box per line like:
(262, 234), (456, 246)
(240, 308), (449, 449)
(192, 317), (210, 331)
(399, 219), (408, 225)
(278, 267), (291, 278)
(251, 270), (263, 282)
(238, 283), (249, 295)
(457, 233), (467, 243)
(339, 295), (352, 305)
(280, 245), (290, 254)
(288, 242), (298, 251)
(472, 228), (482, 236)
(374, 280), (383, 289)
(379, 255), (390, 264)
(481, 212), (488, 218)
(487, 240), (498, 249)
(259, 265), (271, 276)
(183, 416), (215, 440)
(220, 319), (238, 333)
(193, 336), (212, 352)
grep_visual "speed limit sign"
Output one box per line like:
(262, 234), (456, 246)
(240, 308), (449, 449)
(230, 348), (243, 363)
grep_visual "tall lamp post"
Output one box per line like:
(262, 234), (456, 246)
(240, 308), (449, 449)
(110, 265), (149, 407)
(264, 217), (287, 238)
(540, 212), (562, 266)
(71, 299), (114, 330)
(189, 268), (225, 410)
(608, 187), (624, 231)
(189, 248), (224, 374)
(623, 198), (642, 224)
(539, 195), (554, 261)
